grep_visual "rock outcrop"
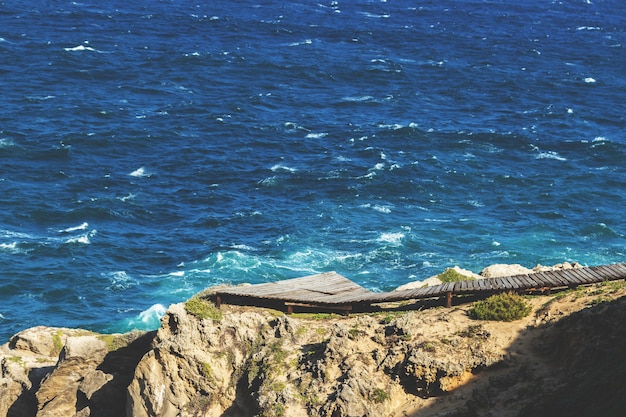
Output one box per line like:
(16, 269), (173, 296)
(1, 263), (625, 417)
(0, 328), (153, 417)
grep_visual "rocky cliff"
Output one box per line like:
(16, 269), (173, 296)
(2, 275), (626, 417)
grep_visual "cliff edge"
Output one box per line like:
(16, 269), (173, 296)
(2, 276), (626, 416)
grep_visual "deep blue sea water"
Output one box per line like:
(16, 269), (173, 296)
(1, 0), (625, 341)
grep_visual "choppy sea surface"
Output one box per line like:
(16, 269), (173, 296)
(1, 0), (625, 341)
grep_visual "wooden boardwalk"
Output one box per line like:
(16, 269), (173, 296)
(213, 263), (626, 313)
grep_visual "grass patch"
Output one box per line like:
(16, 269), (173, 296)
(185, 297), (222, 321)
(438, 268), (475, 283)
(469, 292), (531, 322)
(52, 330), (64, 355)
(370, 388), (389, 404)
(97, 334), (130, 351)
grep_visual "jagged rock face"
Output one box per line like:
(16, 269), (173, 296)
(127, 302), (510, 417)
(0, 327), (153, 417)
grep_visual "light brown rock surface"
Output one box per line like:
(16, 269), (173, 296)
(0, 327), (153, 417)
(1, 265), (625, 417)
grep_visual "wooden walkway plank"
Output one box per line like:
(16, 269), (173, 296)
(510, 276), (526, 290)
(603, 264), (626, 280)
(548, 270), (575, 287)
(575, 267), (597, 283)
(214, 264), (626, 313)
(583, 266), (605, 282)
(560, 269), (586, 285)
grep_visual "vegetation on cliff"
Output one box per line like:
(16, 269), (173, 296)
(2, 268), (626, 417)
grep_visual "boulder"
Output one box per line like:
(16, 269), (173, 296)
(480, 263), (533, 278)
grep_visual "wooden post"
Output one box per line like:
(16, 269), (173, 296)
(215, 295), (222, 308)
(446, 291), (453, 308)
(287, 304), (293, 314)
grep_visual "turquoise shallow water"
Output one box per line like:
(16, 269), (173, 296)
(1, 0), (625, 341)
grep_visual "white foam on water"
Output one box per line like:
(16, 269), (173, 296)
(535, 151), (567, 161)
(377, 232), (405, 245)
(271, 163), (297, 172)
(0, 139), (15, 148)
(59, 222), (89, 233)
(129, 167), (151, 177)
(288, 39), (312, 47)
(65, 230), (96, 245)
(305, 132), (328, 139)
(125, 304), (167, 330)
(341, 95), (375, 102)
(105, 270), (137, 291)
(584, 77), (596, 83)
(373, 205), (391, 213)
(119, 193), (136, 202)
(0, 242), (23, 254)
(64, 44), (97, 52)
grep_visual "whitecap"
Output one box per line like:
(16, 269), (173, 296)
(289, 39), (312, 47)
(377, 232), (405, 245)
(126, 304), (167, 329)
(341, 95), (375, 102)
(359, 12), (390, 18)
(373, 205), (391, 213)
(105, 270), (137, 291)
(536, 151), (567, 161)
(271, 164), (297, 173)
(59, 222), (89, 233)
(129, 167), (151, 177)
(577, 26), (600, 31)
(0, 242), (22, 254)
(373, 162), (385, 170)
(64, 44), (97, 52)
(584, 77), (596, 83)
(65, 230), (96, 244)
(258, 176), (278, 186)
(592, 136), (607, 142)
(305, 132), (328, 139)
(119, 193), (136, 202)
(0, 139), (15, 148)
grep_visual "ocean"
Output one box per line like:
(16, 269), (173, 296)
(1, 0), (625, 341)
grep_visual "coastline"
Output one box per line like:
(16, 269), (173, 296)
(2, 263), (626, 416)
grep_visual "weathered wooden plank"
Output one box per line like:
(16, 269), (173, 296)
(609, 263), (626, 277)
(603, 264), (626, 280)
(509, 276), (525, 289)
(547, 270), (574, 286)
(503, 276), (520, 289)
(531, 272), (553, 287)
(575, 267), (598, 282)
(561, 269), (586, 285)
(584, 266), (608, 282)
(513, 275), (531, 289)
(574, 267), (597, 283)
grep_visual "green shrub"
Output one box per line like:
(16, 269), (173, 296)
(370, 388), (389, 404)
(438, 268), (475, 283)
(185, 297), (222, 321)
(469, 292), (531, 322)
